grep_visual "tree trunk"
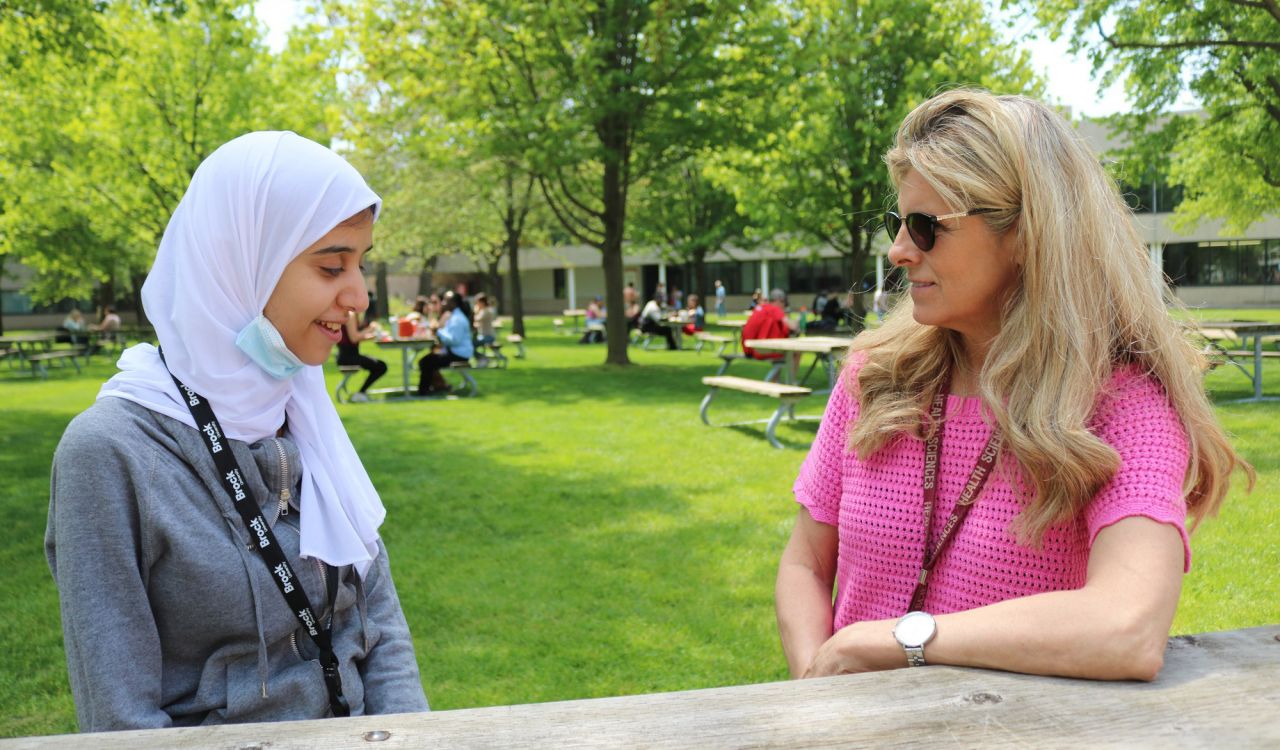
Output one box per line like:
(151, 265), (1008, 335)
(97, 275), (116, 318)
(843, 229), (871, 333)
(692, 247), (709, 307)
(506, 231), (526, 337)
(486, 258), (504, 312)
(417, 256), (438, 297)
(601, 152), (630, 365)
(130, 272), (149, 328)
(375, 261), (389, 320)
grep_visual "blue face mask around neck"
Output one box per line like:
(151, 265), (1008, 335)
(235, 314), (305, 380)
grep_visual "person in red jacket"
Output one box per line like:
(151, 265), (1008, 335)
(741, 288), (796, 360)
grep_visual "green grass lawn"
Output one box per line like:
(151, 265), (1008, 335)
(1, 311), (1276, 738)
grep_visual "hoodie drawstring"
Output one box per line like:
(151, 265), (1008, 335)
(229, 518), (271, 699)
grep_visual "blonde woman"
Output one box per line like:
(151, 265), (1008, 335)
(776, 90), (1251, 682)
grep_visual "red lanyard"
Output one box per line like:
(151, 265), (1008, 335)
(908, 384), (1003, 613)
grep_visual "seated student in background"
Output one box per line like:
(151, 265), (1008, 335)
(417, 291), (473, 395)
(776, 89), (1251, 684)
(741, 288), (795, 361)
(472, 292), (497, 350)
(398, 296), (428, 338)
(806, 290), (842, 332)
(59, 308), (87, 344)
(86, 305), (123, 354)
(338, 307), (387, 402)
(580, 296), (606, 344)
(681, 293), (705, 336)
(94, 305), (122, 334)
(638, 294), (678, 350)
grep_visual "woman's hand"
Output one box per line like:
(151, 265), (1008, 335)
(776, 507), (839, 678)
(801, 620), (901, 678)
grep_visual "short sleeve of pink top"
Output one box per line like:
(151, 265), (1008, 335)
(793, 358), (1191, 630)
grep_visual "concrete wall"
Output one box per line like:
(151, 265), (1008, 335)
(1173, 286), (1280, 308)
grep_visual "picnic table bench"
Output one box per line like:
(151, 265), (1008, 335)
(25, 348), (86, 378)
(1194, 320), (1280, 400)
(699, 375), (812, 449)
(447, 360), (478, 397)
(506, 333), (525, 358)
(11, 624), (1277, 748)
(694, 331), (736, 355)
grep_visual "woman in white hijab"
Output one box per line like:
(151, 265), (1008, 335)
(46, 132), (430, 732)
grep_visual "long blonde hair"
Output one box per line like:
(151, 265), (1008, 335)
(851, 89), (1251, 543)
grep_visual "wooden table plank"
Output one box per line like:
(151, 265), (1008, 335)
(7, 626), (1277, 749)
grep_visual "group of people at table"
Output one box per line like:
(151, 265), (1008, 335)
(338, 289), (498, 399)
(43, 90), (1254, 737)
(56, 306), (122, 352)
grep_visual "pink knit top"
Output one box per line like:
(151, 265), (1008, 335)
(793, 359), (1191, 630)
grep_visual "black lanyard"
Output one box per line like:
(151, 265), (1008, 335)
(161, 353), (349, 717)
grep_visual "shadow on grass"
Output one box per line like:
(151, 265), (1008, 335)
(0, 409), (82, 737)
(349, 417), (793, 710)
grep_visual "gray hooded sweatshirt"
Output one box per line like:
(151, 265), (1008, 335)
(46, 396), (429, 731)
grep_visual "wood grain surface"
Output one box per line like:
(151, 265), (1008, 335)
(5, 625), (1278, 749)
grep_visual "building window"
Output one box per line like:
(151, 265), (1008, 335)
(1164, 238), (1279, 286)
(553, 268), (566, 299)
(768, 257), (847, 296)
(704, 261), (758, 295)
(1122, 182), (1185, 214)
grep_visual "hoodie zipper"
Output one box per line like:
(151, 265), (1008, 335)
(272, 438), (291, 517)
(290, 559), (332, 662)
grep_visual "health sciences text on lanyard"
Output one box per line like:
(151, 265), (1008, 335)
(909, 381), (1003, 613)
(160, 351), (350, 717)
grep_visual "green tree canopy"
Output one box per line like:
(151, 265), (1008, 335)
(338, 0), (547, 334)
(0, 1), (341, 313)
(708, 0), (1040, 325)
(422, 0), (761, 365)
(1028, 0), (1280, 232)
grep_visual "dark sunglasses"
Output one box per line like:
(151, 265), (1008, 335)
(883, 208), (997, 251)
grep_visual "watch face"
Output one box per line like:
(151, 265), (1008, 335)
(895, 611), (936, 648)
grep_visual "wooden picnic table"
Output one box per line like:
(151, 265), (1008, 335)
(0, 332), (84, 377)
(562, 308), (587, 332)
(373, 335), (436, 397)
(662, 316), (690, 350)
(0, 332), (59, 351)
(8, 624), (1277, 748)
(743, 336), (856, 393)
(1196, 320), (1280, 401)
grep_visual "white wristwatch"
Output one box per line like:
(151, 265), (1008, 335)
(893, 611), (937, 667)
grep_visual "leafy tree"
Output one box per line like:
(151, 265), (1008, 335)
(709, 0), (1039, 327)
(338, 0), (546, 335)
(1027, 0), (1280, 232)
(432, 0), (759, 365)
(0, 0), (342, 324)
(629, 152), (751, 306)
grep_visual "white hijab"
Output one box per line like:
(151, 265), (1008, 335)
(99, 131), (386, 576)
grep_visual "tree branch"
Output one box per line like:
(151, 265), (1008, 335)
(1224, 0), (1280, 25)
(1096, 20), (1280, 51)
(119, 142), (181, 213)
(538, 176), (604, 247)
